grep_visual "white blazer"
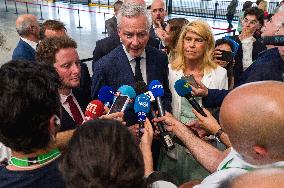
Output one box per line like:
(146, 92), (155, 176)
(168, 65), (228, 120)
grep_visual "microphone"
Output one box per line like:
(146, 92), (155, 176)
(148, 80), (165, 117)
(262, 35), (284, 46)
(134, 94), (151, 138)
(117, 85), (136, 99)
(148, 80), (175, 150)
(84, 100), (105, 121)
(98, 86), (115, 107)
(174, 79), (207, 117)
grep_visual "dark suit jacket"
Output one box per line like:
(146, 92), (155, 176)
(92, 33), (160, 71)
(91, 45), (172, 112)
(60, 89), (91, 132)
(105, 16), (117, 36)
(78, 62), (92, 98)
(203, 48), (284, 108)
(12, 39), (36, 62)
(229, 35), (267, 84)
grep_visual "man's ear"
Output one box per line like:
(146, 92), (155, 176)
(253, 145), (268, 157)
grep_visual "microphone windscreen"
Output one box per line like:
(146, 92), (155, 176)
(118, 85), (136, 98)
(262, 36), (284, 46)
(223, 36), (240, 56)
(134, 94), (151, 114)
(148, 80), (164, 97)
(134, 81), (148, 94)
(85, 100), (105, 119)
(174, 79), (192, 97)
(98, 86), (115, 103)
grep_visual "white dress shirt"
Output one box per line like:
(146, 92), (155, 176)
(60, 92), (85, 121)
(20, 37), (38, 50)
(122, 45), (147, 83)
(241, 36), (256, 71)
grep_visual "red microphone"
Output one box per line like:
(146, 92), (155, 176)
(84, 100), (105, 121)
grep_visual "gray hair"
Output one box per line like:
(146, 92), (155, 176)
(16, 17), (35, 37)
(117, 2), (152, 31)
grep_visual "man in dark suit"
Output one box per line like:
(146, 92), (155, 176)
(191, 11), (284, 109)
(92, 2), (171, 112)
(12, 14), (40, 62)
(40, 19), (92, 99)
(92, 3), (171, 170)
(92, 32), (160, 70)
(36, 36), (91, 132)
(149, 0), (167, 49)
(105, 0), (123, 36)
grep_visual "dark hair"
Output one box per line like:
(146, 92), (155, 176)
(215, 38), (234, 88)
(256, 0), (263, 5)
(166, 18), (189, 51)
(0, 60), (61, 154)
(242, 1), (253, 11)
(60, 119), (145, 188)
(244, 7), (264, 26)
(40, 20), (66, 39)
(215, 38), (234, 51)
(114, 0), (123, 12)
(36, 36), (77, 65)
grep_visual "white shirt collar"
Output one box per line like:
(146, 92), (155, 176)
(60, 91), (74, 105)
(122, 44), (146, 61)
(20, 37), (38, 50)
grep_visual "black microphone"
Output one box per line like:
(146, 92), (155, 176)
(148, 80), (175, 151)
(262, 35), (284, 46)
(174, 79), (207, 117)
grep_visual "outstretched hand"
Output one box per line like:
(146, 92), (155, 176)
(190, 80), (208, 97)
(192, 108), (221, 135)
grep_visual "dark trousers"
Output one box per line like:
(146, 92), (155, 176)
(226, 14), (234, 27)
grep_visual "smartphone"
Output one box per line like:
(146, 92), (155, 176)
(181, 75), (199, 88)
(216, 50), (234, 63)
(108, 95), (130, 114)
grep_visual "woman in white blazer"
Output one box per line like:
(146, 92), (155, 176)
(158, 20), (228, 185)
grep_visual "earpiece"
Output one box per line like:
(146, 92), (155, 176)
(54, 115), (61, 127)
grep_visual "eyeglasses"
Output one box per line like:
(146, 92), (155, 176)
(242, 18), (258, 26)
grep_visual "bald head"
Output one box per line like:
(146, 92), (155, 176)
(220, 81), (284, 165)
(124, 0), (146, 5)
(15, 14), (40, 42)
(230, 168), (284, 188)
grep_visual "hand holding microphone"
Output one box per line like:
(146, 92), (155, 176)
(174, 79), (207, 117)
(148, 80), (175, 150)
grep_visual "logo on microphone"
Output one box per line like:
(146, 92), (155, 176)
(137, 96), (149, 108)
(183, 82), (191, 88)
(86, 103), (98, 115)
(151, 84), (163, 90)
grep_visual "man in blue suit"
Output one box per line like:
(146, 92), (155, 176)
(12, 14), (40, 62)
(92, 2), (172, 112)
(92, 3), (171, 170)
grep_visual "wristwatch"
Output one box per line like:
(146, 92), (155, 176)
(214, 128), (224, 143)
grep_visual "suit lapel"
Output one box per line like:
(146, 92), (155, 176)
(116, 45), (136, 83)
(60, 107), (76, 131)
(145, 47), (152, 85)
(20, 39), (36, 56)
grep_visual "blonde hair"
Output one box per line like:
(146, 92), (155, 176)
(259, 1), (268, 11)
(171, 19), (217, 73)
